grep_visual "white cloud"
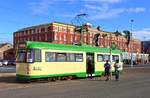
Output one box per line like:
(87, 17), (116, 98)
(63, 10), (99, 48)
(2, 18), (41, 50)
(29, 0), (76, 15)
(126, 8), (146, 13)
(84, 4), (109, 11)
(133, 28), (150, 40)
(29, 0), (54, 15)
(28, 0), (146, 20)
(91, 8), (124, 19)
(84, 4), (146, 19)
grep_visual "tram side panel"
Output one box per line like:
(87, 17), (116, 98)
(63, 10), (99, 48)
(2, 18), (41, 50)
(29, 50), (87, 79)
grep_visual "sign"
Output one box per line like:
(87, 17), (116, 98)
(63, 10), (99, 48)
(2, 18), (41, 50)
(18, 43), (26, 49)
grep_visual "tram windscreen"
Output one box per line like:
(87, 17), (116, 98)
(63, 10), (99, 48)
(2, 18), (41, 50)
(17, 49), (41, 63)
(17, 50), (26, 62)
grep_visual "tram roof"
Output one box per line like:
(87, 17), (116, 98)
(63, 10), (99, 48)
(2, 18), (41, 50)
(26, 41), (122, 54)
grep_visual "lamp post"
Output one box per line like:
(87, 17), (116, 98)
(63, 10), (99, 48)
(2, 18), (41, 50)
(130, 19), (134, 67)
(110, 42), (116, 80)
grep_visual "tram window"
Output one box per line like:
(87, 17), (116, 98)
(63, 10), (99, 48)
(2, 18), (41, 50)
(103, 55), (110, 61)
(97, 54), (103, 62)
(26, 50), (34, 63)
(75, 54), (83, 62)
(67, 53), (75, 62)
(17, 52), (26, 62)
(34, 49), (41, 62)
(112, 55), (119, 62)
(45, 52), (56, 62)
(56, 53), (67, 62)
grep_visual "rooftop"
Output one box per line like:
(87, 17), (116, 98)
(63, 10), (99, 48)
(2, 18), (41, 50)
(16, 21), (75, 32)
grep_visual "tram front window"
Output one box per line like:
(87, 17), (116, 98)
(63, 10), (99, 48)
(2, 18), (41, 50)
(26, 50), (34, 63)
(27, 49), (41, 63)
(17, 50), (26, 63)
(17, 49), (41, 63)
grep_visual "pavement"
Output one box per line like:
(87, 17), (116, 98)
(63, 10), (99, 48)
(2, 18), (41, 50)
(123, 63), (150, 67)
(0, 65), (150, 98)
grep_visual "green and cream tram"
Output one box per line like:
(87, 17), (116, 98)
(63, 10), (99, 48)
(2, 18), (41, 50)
(16, 41), (123, 81)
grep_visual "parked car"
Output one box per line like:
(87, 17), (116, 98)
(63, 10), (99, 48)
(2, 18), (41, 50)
(2, 60), (8, 66)
(8, 60), (16, 65)
(0, 61), (2, 66)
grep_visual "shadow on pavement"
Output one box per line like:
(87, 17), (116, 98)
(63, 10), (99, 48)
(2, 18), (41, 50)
(0, 75), (18, 84)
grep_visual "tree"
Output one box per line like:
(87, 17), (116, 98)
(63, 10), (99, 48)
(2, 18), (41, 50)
(93, 33), (100, 46)
(114, 30), (122, 36)
(123, 30), (131, 46)
(102, 34), (107, 38)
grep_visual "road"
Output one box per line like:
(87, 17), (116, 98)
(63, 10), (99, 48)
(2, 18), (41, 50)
(0, 66), (16, 73)
(0, 66), (150, 98)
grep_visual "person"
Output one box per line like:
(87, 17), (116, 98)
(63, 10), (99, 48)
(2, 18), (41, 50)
(104, 60), (111, 81)
(114, 59), (121, 81)
(87, 57), (93, 79)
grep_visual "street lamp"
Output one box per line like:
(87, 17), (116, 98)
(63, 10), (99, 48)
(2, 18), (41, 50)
(130, 19), (134, 67)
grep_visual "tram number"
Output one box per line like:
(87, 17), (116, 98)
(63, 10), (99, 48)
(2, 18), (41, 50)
(33, 66), (42, 71)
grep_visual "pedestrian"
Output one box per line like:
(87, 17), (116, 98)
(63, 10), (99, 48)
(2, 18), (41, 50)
(87, 57), (93, 79)
(114, 59), (121, 81)
(104, 60), (111, 81)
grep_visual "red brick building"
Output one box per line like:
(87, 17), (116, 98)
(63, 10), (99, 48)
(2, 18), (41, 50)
(141, 41), (150, 54)
(13, 21), (141, 53)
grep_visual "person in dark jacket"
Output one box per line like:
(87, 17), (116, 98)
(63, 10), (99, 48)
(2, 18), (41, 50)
(87, 57), (93, 79)
(104, 60), (111, 81)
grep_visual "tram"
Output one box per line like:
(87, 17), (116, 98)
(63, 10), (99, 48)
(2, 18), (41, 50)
(16, 41), (123, 81)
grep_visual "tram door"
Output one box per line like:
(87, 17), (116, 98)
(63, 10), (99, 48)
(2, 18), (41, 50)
(86, 53), (95, 74)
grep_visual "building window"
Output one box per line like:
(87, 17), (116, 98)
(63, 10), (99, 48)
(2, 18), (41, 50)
(64, 28), (67, 32)
(47, 26), (51, 32)
(54, 26), (58, 32)
(31, 36), (34, 41)
(59, 27), (62, 32)
(45, 27), (48, 32)
(60, 34), (62, 40)
(37, 29), (39, 33)
(64, 34), (67, 41)
(70, 35), (73, 42)
(55, 33), (57, 40)
(41, 28), (45, 32)
(32, 29), (35, 34)
(45, 34), (47, 41)
(90, 36), (93, 44)
(39, 36), (41, 41)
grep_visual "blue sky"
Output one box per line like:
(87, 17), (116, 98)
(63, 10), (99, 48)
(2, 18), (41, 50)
(0, 0), (150, 43)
